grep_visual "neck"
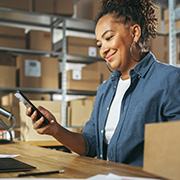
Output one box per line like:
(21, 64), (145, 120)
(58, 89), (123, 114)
(121, 74), (130, 80)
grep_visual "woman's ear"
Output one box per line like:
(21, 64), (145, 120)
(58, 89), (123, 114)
(131, 24), (141, 42)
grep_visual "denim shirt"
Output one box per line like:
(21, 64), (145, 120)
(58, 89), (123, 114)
(82, 52), (180, 167)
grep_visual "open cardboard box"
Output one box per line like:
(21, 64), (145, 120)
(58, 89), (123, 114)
(143, 120), (180, 180)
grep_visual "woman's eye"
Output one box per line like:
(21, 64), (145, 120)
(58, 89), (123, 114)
(97, 44), (102, 48)
(106, 36), (113, 41)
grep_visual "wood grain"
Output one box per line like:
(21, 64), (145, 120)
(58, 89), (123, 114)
(0, 142), (160, 179)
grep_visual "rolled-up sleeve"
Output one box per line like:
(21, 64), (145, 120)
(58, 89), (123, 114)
(81, 109), (97, 157)
(162, 70), (180, 120)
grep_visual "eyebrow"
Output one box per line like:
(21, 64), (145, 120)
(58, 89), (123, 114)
(96, 30), (114, 43)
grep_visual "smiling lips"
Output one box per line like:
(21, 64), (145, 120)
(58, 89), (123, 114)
(106, 51), (116, 62)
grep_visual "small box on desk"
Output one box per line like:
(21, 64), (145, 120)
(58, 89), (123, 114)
(0, 24), (25, 49)
(143, 120), (180, 180)
(26, 30), (52, 51)
(60, 69), (100, 91)
(19, 100), (61, 142)
(16, 55), (59, 89)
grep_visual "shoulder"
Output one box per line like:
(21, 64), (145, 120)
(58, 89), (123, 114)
(154, 61), (180, 76)
(152, 61), (180, 87)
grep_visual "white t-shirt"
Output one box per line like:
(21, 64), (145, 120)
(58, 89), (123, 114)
(104, 77), (131, 145)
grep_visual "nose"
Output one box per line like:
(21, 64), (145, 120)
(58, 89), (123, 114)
(100, 43), (110, 59)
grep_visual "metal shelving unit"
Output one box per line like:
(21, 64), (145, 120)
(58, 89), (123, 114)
(0, 3), (101, 127)
(152, 0), (180, 66)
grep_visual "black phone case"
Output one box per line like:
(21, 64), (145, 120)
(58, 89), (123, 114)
(14, 90), (50, 126)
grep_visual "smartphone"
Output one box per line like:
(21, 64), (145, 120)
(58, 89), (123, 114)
(14, 90), (50, 127)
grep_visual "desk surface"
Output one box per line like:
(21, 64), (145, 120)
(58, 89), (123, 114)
(0, 142), (160, 179)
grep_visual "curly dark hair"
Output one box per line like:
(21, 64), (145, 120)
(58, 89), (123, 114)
(96, 0), (158, 50)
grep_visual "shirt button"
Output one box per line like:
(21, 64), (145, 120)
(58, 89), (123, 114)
(101, 130), (104, 134)
(107, 107), (109, 111)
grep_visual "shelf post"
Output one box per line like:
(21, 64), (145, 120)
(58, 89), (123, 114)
(169, 0), (176, 66)
(61, 18), (67, 127)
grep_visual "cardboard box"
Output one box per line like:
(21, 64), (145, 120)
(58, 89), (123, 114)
(55, 36), (98, 57)
(26, 30), (52, 51)
(16, 55), (58, 89)
(0, 52), (16, 66)
(77, 0), (100, 20)
(143, 120), (180, 180)
(60, 69), (100, 91)
(0, 65), (16, 87)
(19, 100), (61, 141)
(83, 61), (111, 83)
(150, 35), (169, 64)
(66, 36), (97, 47)
(67, 97), (94, 126)
(0, 0), (31, 11)
(34, 0), (74, 16)
(150, 35), (179, 64)
(0, 25), (25, 49)
(164, 5), (180, 34)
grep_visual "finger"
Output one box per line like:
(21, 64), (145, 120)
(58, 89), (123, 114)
(50, 120), (55, 124)
(33, 117), (44, 130)
(26, 107), (32, 116)
(31, 110), (38, 123)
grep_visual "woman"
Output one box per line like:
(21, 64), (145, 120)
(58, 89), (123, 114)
(27, 0), (180, 167)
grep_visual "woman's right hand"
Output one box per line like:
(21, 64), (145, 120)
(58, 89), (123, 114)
(26, 106), (59, 137)
(26, 105), (87, 155)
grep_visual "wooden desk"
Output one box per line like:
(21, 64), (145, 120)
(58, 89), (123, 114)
(0, 142), (160, 179)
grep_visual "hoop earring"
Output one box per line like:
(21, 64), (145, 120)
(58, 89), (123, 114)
(106, 61), (114, 73)
(130, 41), (142, 62)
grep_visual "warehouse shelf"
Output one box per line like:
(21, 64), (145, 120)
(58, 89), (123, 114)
(0, 87), (97, 96)
(59, 53), (104, 63)
(0, 47), (60, 56)
(152, 0), (180, 66)
(0, 7), (60, 28)
(57, 17), (96, 33)
(0, 4), (103, 128)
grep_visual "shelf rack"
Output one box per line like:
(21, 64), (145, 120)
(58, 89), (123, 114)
(0, 4), (101, 127)
(152, 0), (180, 66)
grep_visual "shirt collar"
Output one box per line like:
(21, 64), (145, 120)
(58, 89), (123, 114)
(110, 51), (156, 81)
(110, 70), (121, 81)
(130, 51), (156, 78)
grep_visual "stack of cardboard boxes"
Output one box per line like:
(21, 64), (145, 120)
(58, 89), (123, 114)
(150, 3), (180, 64)
(55, 36), (99, 57)
(0, 53), (16, 88)
(67, 96), (95, 127)
(0, 0), (74, 16)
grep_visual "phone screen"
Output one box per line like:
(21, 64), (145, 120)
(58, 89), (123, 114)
(14, 90), (50, 126)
